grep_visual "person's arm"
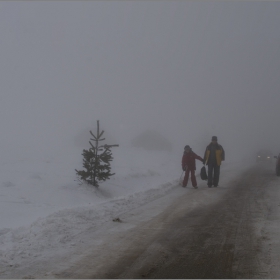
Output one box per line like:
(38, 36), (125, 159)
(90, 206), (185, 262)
(194, 153), (204, 163)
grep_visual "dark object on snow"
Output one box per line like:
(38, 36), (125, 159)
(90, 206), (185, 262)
(112, 218), (122, 222)
(200, 166), (208, 180)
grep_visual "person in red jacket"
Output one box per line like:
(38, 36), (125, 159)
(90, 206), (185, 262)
(181, 145), (204, 188)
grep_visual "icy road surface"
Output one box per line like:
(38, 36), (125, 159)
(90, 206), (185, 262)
(57, 163), (280, 279)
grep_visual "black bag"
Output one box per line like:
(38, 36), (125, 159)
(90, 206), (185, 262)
(200, 166), (208, 180)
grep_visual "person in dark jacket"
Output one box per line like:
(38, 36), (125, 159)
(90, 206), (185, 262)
(181, 145), (204, 188)
(204, 136), (225, 188)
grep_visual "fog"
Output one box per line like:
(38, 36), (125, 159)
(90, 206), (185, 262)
(0, 1), (279, 163)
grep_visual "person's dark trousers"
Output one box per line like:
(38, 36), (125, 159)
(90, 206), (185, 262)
(207, 164), (220, 187)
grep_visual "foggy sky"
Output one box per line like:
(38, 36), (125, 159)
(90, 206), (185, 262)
(0, 1), (280, 160)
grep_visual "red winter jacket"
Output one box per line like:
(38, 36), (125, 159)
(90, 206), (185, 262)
(182, 150), (203, 171)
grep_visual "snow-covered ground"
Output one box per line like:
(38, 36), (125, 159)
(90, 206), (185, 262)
(0, 144), (180, 229)
(0, 144), (185, 277)
(0, 144), (279, 278)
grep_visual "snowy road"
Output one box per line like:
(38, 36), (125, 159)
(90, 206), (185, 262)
(54, 163), (280, 279)
(2, 161), (280, 279)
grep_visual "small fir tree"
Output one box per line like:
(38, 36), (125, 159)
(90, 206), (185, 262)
(75, 120), (119, 187)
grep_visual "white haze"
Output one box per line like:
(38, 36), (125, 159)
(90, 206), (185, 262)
(0, 2), (280, 277)
(0, 1), (279, 169)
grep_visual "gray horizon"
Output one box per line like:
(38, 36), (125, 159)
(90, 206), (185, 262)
(0, 1), (279, 161)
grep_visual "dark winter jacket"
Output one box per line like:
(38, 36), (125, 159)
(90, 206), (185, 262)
(182, 150), (204, 171)
(204, 143), (225, 166)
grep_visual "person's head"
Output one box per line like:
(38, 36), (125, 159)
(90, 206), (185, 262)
(211, 136), (218, 144)
(184, 145), (191, 152)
